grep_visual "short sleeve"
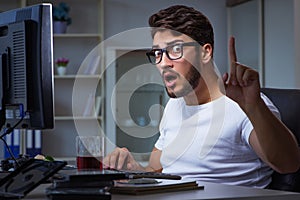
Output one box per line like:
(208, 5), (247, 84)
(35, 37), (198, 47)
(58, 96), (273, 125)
(154, 132), (164, 150)
(242, 92), (281, 146)
(155, 108), (168, 150)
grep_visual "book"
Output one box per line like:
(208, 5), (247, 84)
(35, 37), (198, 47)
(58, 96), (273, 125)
(26, 129), (33, 155)
(110, 179), (203, 195)
(83, 55), (101, 75)
(94, 96), (102, 117)
(3, 129), (22, 159)
(83, 93), (95, 117)
(26, 130), (42, 157)
(12, 129), (20, 157)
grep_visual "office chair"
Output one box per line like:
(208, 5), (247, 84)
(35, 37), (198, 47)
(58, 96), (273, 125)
(261, 88), (300, 192)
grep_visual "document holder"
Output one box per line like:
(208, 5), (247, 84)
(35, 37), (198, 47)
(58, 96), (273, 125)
(0, 158), (67, 199)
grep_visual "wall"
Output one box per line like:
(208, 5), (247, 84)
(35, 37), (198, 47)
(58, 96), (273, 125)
(103, 0), (228, 74)
(295, 0), (300, 88)
(227, 0), (262, 81)
(104, 0), (300, 88)
(264, 0), (296, 88)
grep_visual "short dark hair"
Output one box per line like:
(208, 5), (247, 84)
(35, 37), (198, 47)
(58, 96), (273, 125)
(148, 5), (214, 52)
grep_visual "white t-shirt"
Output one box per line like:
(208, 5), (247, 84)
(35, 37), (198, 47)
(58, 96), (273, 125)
(155, 94), (279, 188)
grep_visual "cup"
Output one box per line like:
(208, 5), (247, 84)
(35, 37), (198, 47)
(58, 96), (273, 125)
(76, 136), (104, 170)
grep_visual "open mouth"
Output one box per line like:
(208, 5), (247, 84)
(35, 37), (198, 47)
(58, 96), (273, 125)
(163, 71), (178, 88)
(165, 73), (177, 82)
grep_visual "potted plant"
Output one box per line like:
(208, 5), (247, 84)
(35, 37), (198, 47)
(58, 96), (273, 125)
(55, 57), (69, 76)
(53, 2), (72, 34)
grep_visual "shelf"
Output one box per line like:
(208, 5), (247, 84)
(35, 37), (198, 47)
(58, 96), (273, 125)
(55, 116), (102, 121)
(117, 88), (164, 93)
(54, 33), (102, 39)
(117, 83), (164, 93)
(54, 75), (102, 79)
(119, 125), (159, 129)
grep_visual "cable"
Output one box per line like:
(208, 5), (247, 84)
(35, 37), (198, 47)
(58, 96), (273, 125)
(0, 116), (24, 138)
(0, 108), (26, 169)
(0, 136), (20, 168)
(0, 104), (25, 138)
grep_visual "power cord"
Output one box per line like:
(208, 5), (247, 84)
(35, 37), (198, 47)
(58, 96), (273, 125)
(0, 107), (26, 169)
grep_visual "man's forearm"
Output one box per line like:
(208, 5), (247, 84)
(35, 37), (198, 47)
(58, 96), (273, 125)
(247, 98), (300, 173)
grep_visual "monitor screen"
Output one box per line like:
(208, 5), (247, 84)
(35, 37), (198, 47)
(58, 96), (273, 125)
(0, 3), (54, 130)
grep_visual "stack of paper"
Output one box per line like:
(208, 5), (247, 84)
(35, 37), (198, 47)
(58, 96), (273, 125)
(110, 179), (203, 195)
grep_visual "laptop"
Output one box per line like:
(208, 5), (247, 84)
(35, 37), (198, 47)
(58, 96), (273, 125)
(0, 159), (67, 199)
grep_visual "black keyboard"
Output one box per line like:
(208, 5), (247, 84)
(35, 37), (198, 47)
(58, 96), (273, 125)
(104, 169), (182, 180)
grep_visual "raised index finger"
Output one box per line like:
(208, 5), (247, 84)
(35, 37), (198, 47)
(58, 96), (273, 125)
(229, 36), (237, 62)
(229, 36), (237, 85)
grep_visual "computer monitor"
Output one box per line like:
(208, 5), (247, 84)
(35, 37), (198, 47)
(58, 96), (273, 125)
(0, 3), (54, 131)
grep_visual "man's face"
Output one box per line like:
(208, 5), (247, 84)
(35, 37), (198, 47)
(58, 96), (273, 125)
(152, 30), (201, 98)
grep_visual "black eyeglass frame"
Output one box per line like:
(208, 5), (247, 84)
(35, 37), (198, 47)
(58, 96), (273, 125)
(146, 41), (204, 65)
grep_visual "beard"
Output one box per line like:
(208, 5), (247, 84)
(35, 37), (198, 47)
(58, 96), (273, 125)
(166, 66), (201, 98)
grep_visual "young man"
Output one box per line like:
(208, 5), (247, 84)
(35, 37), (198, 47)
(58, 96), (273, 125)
(103, 5), (300, 188)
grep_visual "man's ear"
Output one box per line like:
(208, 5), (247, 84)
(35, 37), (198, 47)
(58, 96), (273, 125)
(201, 44), (213, 64)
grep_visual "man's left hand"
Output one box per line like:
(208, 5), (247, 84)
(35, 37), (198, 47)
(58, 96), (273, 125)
(223, 36), (261, 113)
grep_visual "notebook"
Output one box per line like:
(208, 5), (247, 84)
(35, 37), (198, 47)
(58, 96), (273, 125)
(0, 159), (67, 199)
(46, 169), (185, 199)
(110, 179), (203, 195)
(103, 169), (182, 180)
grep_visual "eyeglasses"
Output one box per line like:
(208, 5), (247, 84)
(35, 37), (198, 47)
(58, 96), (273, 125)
(146, 42), (202, 65)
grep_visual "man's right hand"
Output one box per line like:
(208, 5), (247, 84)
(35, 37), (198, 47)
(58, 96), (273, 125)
(103, 147), (144, 171)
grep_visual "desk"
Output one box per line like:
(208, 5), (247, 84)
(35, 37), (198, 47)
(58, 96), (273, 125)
(25, 181), (300, 200)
